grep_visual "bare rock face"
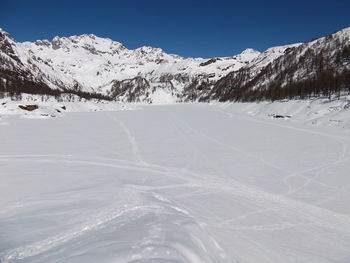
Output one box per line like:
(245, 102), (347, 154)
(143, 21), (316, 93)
(18, 104), (39, 111)
(110, 77), (151, 102)
(0, 29), (22, 65)
(199, 58), (222, 67)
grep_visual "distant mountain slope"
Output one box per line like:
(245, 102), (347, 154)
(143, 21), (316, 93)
(208, 28), (350, 102)
(1, 27), (349, 103)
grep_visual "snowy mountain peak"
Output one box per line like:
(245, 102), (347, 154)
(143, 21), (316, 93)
(0, 28), (14, 41)
(48, 34), (126, 54)
(135, 46), (165, 55)
(241, 48), (260, 55)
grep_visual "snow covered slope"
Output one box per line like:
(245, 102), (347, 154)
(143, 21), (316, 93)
(0, 93), (137, 119)
(1, 27), (349, 103)
(0, 28), (262, 102)
(1, 104), (350, 263)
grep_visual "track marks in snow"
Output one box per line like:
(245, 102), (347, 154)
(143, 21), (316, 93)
(155, 115), (350, 235)
(171, 111), (288, 178)
(283, 137), (349, 196)
(2, 106), (350, 263)
(0, 188), (154, 262)
(3, 137), (350, 237)
(213, 105), (350, 198)
(166, 110), (350, 235)
(105, 112), (146, 165)
(143, 194), (232, 263)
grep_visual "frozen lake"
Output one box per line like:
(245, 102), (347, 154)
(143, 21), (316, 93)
(1, 104), (350, 263)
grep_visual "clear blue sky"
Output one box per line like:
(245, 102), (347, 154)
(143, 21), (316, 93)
(1, 0), (349, 58)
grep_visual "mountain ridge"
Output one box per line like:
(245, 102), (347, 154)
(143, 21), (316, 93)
(1, 27), (349, 103)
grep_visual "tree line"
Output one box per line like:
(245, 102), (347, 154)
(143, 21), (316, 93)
(0, 68), (112, 101)
(207, 34), (350, 102)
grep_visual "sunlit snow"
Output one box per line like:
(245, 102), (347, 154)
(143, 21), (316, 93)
(1, 100), (350, 263)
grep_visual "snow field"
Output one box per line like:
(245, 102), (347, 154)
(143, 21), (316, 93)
(1, 102), (350, 262)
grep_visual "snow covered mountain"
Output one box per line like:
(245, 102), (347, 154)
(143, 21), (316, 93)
(1, 27), (349, 103)
(0, 28), (260, 103)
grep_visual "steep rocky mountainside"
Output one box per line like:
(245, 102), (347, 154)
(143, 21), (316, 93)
(0, 27), (349, 103)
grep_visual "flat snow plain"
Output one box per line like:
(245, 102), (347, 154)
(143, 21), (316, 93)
(1, 103), (350, 263)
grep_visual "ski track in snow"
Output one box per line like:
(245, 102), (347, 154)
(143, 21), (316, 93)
(213, 106), (350, 195)
(105, 112), (147, 166)
(3, 153), (350, 233)
(1, 204), (158, 261)
(2, 153), (350, 260)
(1, 105), (350, 262)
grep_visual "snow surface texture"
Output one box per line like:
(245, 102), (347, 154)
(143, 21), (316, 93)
(213, 95), (350, 131)
(1, 99), (350, 263)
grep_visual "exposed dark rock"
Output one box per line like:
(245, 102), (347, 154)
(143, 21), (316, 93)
(268, 114), (291, 119)
(18, 104), (38, 111)
(0, 31), (22, 65)
(199, 58), (222, 67)
(110, 77), (150, 102)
